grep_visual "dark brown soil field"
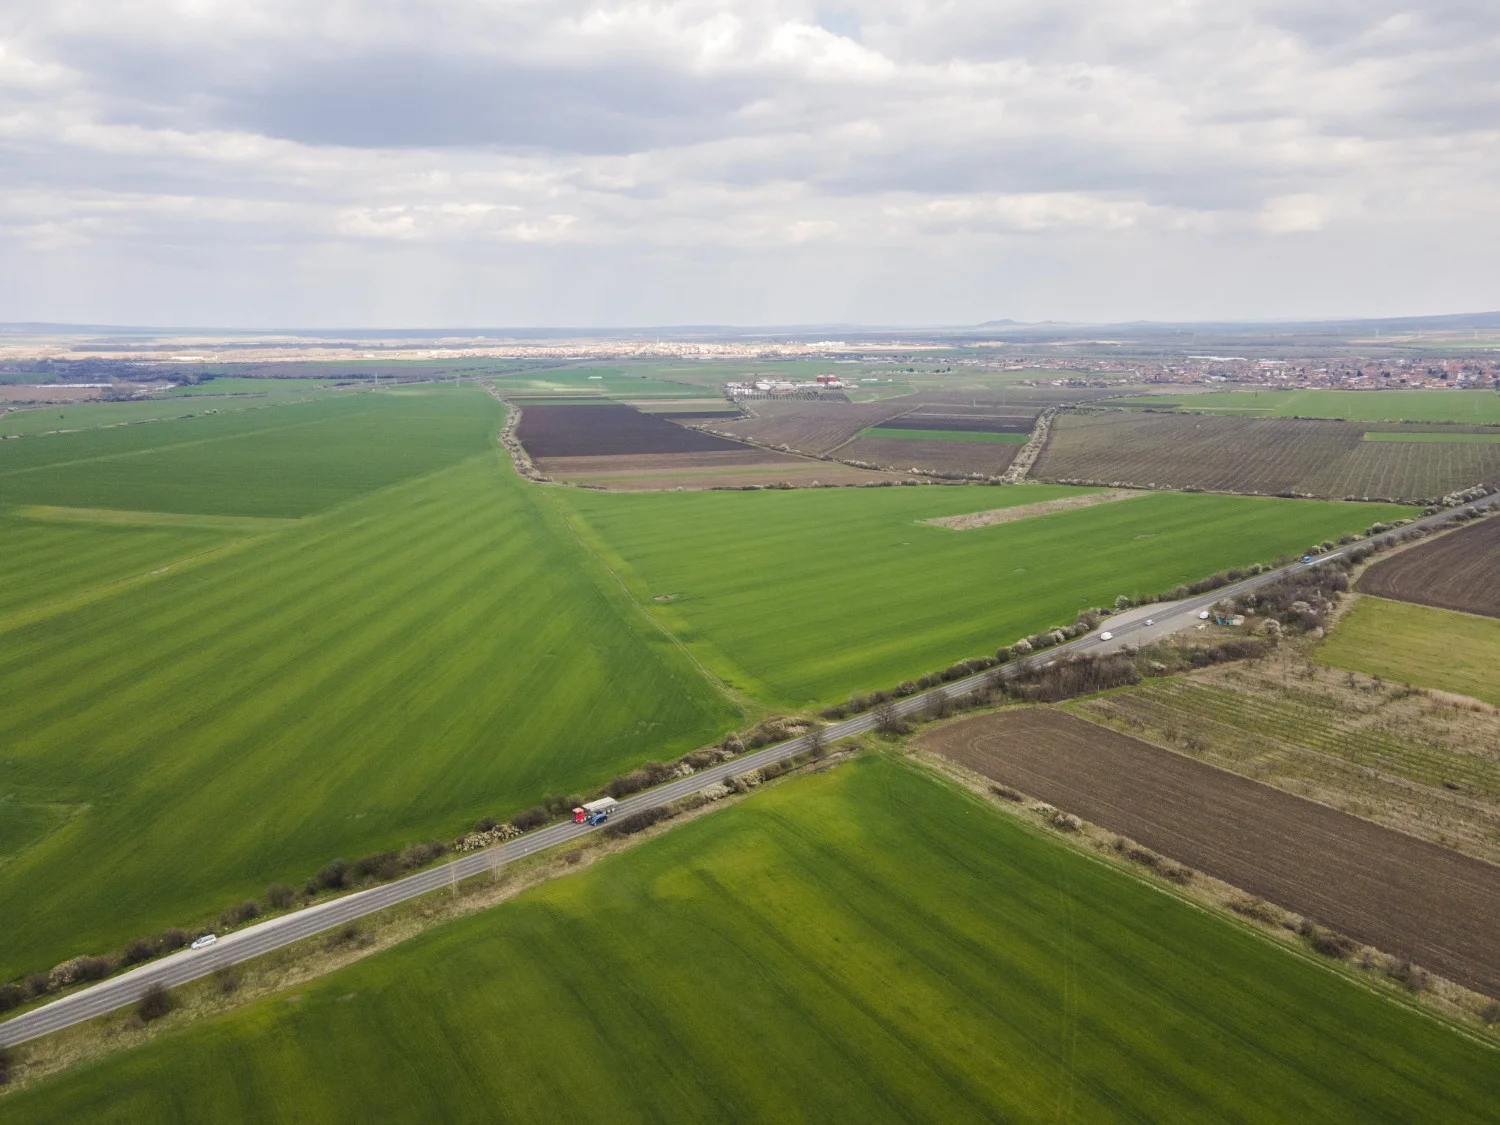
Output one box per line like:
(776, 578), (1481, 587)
(878, 413), (1036, 433)
(1034, 412), (1500, 501)
(1358, 516), (1500, 618)
(841, 437), (1022, 476)
(517, 404), (753, 457)
(924, 707), (1500, 997)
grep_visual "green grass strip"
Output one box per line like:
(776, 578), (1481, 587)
(1362, 431), (1500, 443)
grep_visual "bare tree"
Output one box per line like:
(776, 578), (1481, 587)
(805, 725), (828, 758)
(874, 702), (908, 735)
(924, 687), (951, 721)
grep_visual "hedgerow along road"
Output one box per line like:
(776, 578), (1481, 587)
(4, 490), (1496, 1049)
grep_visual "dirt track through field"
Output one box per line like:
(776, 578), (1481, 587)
(924, 708), (1500, 996)
(921, 489), (1141, 529)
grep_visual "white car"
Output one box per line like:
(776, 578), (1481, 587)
(1144, 619), (1154, 626)
(1099, 631), (1113, 641)
(190, 934), (217, 951)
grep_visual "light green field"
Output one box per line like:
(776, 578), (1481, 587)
(0, 513), (238, 621)
(0, 380), (356, 437)
(1363, 431), (1500, 443)
(7, 755), (1497, 1124)
(0, 390), (735, 979)
(860, 426), (1028, 443)
(1318, 596), (1500, 706)
(633, 402), (741, 414)
(0, 388), (498, 517)
(165, 377), (347, 397)
(489, 366), (722, 400)
(491, 361), (1089, 403)
(1117, 389), (1500, 424)
(558, 486), (1409, 705)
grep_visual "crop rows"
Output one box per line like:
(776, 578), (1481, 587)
(1034, 412), (1500, 501)
(11, 755), (1500, 1123)
(930, 708), (1500, 998)
(877, 413), (1036, 433)
(0, 389), (499, 518)
(840, 435), (1023, 475)
(1103, 679), (1500, 799)
(712, 399), (912, 454)
(1121, 388), (1500, 424)
(515, 404), (748, 457)
(0, 390), (734, 979)
(1357, 516), (1500, 617)
(559, 486), (1406, 706)
(1303, 441), (1500, 501)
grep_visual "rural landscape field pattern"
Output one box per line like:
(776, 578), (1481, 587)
(0, 383), (1414, 979)
(6, 755), (1499, 1123)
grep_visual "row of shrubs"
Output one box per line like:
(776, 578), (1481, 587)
(464, 718), (810, 842)
(820, 503), (1484, 732)
(820, 608), (1116, 723)
(0, 837), (458, 1013)
(601, 742), (836, 841)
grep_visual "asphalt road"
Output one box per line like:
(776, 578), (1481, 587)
(4, 492), (1496, 1048)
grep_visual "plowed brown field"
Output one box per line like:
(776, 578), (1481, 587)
(711, 400), (912, 454)
(840, 436), (1022, 476)
(1358, 516), (1500, 617)
(879, 412), (1037, 434)
(517, 404), (749, 457)
(1034, 412), (1500, 501)
(924, 707), (1500, 996)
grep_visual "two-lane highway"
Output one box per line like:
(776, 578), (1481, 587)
(4, 490), (1495, 1048)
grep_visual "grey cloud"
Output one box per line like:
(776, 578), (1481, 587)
(0, 1), (1497, 324)
(225, 57), (757, 153)
(63, 44), (762, 154)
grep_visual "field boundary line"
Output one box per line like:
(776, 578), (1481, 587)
(5, 491), (1497, 1050)
(823, 403), (921, 456)
(1002, 405), (1061, 484)
(0, 447), (508, 637)
(1351, 591), (1500, 627)
(909, 745), (1500, 1053)
(531, 470), (761, 716)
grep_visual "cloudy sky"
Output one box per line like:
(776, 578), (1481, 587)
(2, 1), (1498, 327)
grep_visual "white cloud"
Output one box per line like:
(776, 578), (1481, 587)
(0, 1), (1497, 324)
(1259, 194), (1330, 233)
